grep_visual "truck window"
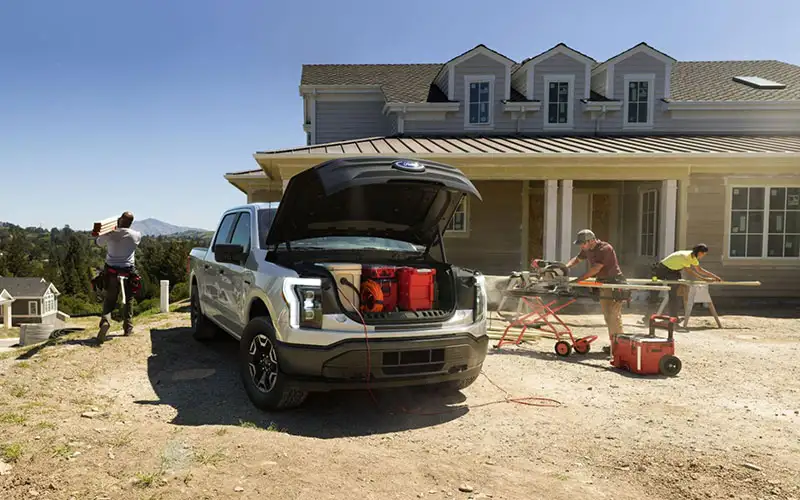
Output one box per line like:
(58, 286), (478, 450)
(229, 212), (252, 253)
(258, 208), (276, 249)
(212, 212), (239, 250)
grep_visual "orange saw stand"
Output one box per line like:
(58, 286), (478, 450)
(494, 295), (597, 356)
(610, 314), (682, 377)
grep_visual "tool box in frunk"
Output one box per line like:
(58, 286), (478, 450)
(397, 267), (436, 311)
(361, 265), (399, 312)
(611, 315), (682, 377)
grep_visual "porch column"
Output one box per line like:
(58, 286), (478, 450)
(520, 181), (530, 269)
(659, 179), (678, 258)
(543, 180), (558, 260)
(282, 180), (290, 193)
(559, 180), (573, 263)
(3, 303), (11, 329)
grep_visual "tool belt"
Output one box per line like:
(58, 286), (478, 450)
(597, 274), (631, 302)
(92, 264), (143, 299)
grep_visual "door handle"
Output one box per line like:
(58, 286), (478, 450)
(244, 280), (251, 285)
(218, 269), (225, 274)
(203, 264), (210, 270)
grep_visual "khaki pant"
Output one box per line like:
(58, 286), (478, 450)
(599, 288), (624, 342)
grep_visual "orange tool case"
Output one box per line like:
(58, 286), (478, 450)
(611, 315), (682, 377)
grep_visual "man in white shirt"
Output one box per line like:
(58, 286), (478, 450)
(95, 211), (142, 343)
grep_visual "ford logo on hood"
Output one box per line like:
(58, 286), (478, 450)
(391, 160), (425, 172)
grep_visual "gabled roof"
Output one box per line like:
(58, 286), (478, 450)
(593, 42), (676, 73)
(515, 43), (596, 73)
(670, 60), (800, 102)
(0, 288), (14, 304)
(0, 277), (58, 298)
(440, 44), (516, 68)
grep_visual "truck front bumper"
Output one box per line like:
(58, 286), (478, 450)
(275, 333), (489, 391)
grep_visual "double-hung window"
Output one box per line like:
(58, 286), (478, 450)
(445, 197), (468, 235)
(464, 75), (494, 127)
(544, 74), (574, 128)
(729, 186), (800, 258)
(623, 73), (655, 128)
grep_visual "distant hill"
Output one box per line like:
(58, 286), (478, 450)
(131, 218), (211, 237)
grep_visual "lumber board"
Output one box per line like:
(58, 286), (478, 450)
(92, 216), (118, 237)
(572, 281), (670, 291)
(626, 278), (761, 287)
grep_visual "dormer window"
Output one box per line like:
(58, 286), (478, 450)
(623, 73), (655, 129)
(543, 74), (575, 128)
(464, 75), (495, 127)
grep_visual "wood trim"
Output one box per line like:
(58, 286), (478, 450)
(677, 179), (689, 250)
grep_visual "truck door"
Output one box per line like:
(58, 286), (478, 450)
(218, 210), (254, 334)
(203, 212), (239, 327)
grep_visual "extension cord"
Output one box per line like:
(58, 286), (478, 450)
(337, 277), (562, 414)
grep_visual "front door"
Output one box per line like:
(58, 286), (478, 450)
(570, 193), (591, 276)
(528, 191), (544, 263)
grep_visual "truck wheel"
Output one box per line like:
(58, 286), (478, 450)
(191, 284), (220, 341)
(239, 317), (308, 411)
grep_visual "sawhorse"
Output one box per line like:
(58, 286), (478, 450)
(656, 283), (722, 328)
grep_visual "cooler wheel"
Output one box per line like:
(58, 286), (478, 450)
(659, 355), (682, 377)
(554, 341), (572, 357)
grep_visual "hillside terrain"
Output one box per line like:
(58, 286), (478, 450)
(0, 308), (798, 499)
(131, 218), (212, 237)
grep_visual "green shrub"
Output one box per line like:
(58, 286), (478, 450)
(170, 281), (189, 302)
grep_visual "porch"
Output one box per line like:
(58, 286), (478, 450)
(225, 134), (800, 295)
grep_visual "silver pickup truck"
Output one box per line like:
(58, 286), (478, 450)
(188, 157), (488, 411)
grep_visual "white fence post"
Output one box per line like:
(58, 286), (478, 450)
(160, 280), (169, 313)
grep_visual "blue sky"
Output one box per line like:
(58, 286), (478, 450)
(1, 0), (799, 231)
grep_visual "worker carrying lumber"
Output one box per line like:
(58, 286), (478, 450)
(646, 244), (722, 320)
(565, 229), (627, 355)
(93, 211), (142, 343)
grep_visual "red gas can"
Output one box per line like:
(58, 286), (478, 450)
(397, 267), (436, 311)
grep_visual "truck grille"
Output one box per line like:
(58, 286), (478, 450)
(382, 349), (445, 375)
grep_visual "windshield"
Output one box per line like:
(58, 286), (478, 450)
(279, 236), (424, 253)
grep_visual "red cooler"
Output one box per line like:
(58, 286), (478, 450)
(397, 267), (436, 311)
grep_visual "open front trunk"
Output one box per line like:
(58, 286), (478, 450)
(289, 259), (479, 326)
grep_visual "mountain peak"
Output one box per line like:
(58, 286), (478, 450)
(131, 218), (210, 237)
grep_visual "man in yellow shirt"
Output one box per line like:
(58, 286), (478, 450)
(648, 243), (722, 320)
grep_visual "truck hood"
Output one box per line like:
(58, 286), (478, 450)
(265, 157), (482, 248)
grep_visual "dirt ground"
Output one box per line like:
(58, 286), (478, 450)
(1, 303), (799, 500)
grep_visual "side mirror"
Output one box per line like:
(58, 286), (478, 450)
(214, 243), (246, 265)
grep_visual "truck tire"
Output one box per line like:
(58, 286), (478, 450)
(239, 316), (308, 411)
(191, 283), (220, 341)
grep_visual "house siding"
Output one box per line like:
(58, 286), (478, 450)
(599, 52), (669, 134)
(405, 54), (518, 135)
(315, 101), (392, 143)
(444, 180), (523, 275)
(528, 53), (593, 133)
(686, 173), (800, 298)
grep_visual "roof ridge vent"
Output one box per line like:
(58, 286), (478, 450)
(732, 75), (786, 89)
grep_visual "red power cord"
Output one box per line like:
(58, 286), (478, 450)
(338, 279), (562, 414)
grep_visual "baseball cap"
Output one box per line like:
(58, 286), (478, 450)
(573, 229), (596, 245)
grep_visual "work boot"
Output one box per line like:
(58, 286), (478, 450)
(123, 326), (134, 336)
(96, 320), (110, 344)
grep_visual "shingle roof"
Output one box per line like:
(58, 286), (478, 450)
(670, 60), (800, 102)
(254, 134), (800, 156)
(301, 53), (800, 104)
(0, 277), (53, 297)
(301, 64), (445, 102)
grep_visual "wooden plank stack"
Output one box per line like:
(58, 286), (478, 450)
(92, 217), (118, 237)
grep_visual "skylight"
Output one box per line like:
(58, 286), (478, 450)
(732, 76), (787, 89)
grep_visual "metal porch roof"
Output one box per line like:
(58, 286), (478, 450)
(253, 135), (800, 158)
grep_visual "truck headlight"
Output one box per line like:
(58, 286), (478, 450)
(473, 273), (487, 323)
(283, 278), (323, 329)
